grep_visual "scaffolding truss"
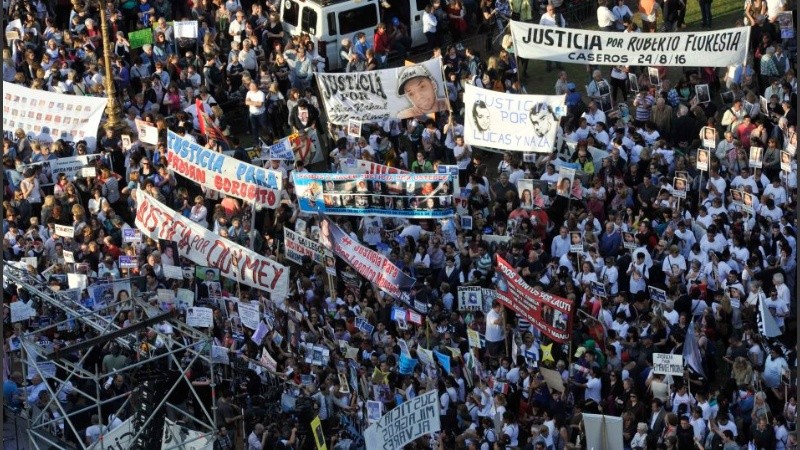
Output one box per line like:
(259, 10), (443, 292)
(4, 265), (219, 450)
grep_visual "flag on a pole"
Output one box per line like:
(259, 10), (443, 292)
(196, 99), (228, 144)
(682, 323), (706, 378)
(757, 296), (782, 338)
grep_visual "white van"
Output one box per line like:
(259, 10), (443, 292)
(279, 0), (429, 71)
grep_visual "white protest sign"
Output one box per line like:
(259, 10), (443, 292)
(54, 224), (75, 238)
(176, 288), (194, 310)
(211, 345), (229, 364)
(173, 20), (199, 39)
(162, 264), (184, 280)
(135, 119), (159, 145)
(364, 389), (441, 449)
(63, 250), (75, 263)
(251, 321), (270, 345)
(67, 273), (88, 290)
(10, 301), (32, 322)
(238, 302), (260, 330)
(186, 307), (213, 328)
(652, 353), (684, 376)
(284, 228), (323, 265)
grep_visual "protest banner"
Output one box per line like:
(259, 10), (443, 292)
(54, 224), (75, 238)
(495, 256), (574, 343)
(3, 81), (108, 150)
(118, 255), (137, 269)
(167, 131), (283, 209)
(463, 84), (565, 153)
(135, 118), (160, 145)
(123, 228), (142, 243)
(648, 286), (668, 304)
(293, 172), (454, 219)
(467, 329), (483, 348)
(128, 28), (154, 49)
(173, 20), (199, 39)
(509, 22), (751, 67)
(652, 353), (684, 376)
(316, 58), (447, 124)
(187, 307), (213, 327)
(458, 286), (483, 311)
(135, 191), (290, 299)
(10, 301), (33, 322)
(582, 414), (625, 450)
(22, 154), (101, 183)
(262, 136), (295, 160)
(340, 158), (411, 175)
(284, 228), (324, 265)
(318, 215), (415, 298)
(163, 264), (183, 280)
(364, 389), (441, 450)
(238, 302), (261, 330)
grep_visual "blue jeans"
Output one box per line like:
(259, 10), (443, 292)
(249, 112), (268, 138)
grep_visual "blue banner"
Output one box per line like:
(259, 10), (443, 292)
(435, 350), (451, 374)
(293, 172), (454, 219)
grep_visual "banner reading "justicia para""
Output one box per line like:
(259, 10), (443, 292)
(509, 22), (750, 66)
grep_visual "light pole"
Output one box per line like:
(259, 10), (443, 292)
(72, 0), (130, 137)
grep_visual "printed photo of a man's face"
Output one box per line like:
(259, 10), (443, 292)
(473, 101), (490, 132)
(403, 76), (437, 111)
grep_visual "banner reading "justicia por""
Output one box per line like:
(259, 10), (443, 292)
(510, 22), (750, 67)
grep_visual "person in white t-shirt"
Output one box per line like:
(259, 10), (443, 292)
(485, 302), (506, 357)
(245, 81), (267, 138)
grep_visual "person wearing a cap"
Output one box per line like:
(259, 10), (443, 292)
(396, 64), (447, 120)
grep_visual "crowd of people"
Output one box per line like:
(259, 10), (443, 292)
(2, 0), (798, 449)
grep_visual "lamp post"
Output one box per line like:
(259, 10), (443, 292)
(72, 0), (130, 136)
(98, 4), (129, 136)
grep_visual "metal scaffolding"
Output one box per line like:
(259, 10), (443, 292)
(4, 265), (219, 450)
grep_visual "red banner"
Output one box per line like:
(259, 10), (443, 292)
(495, 256), (574, 343)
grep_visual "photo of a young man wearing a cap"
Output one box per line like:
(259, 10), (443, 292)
(396, 64), (447, 120)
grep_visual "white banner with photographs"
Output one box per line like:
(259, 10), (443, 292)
(3, 81), (108, 150)
(463, 84), (565, 153)
(316, 58), (447, 125)
(509, 22), (751, 67)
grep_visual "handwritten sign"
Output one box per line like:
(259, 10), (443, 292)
(652, 353), (684, 376)
(186, 307), (213, 328)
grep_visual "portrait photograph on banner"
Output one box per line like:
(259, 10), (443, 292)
(462, 84), (565, 152)
(316, 58), (447, 124)
(293, 172), (454, 219)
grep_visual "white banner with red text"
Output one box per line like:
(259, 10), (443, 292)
(509, 22), (750, 67)
(135, 190), (290, 300)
